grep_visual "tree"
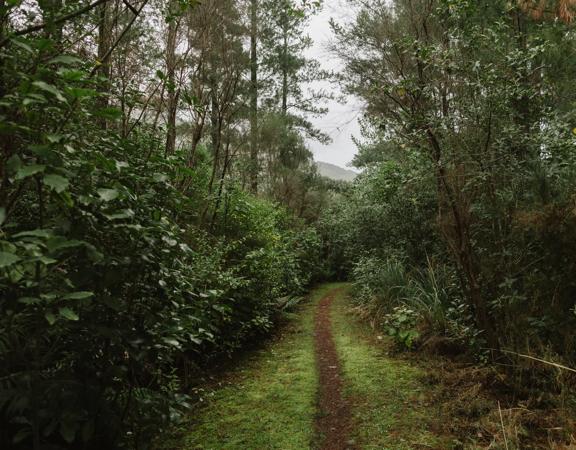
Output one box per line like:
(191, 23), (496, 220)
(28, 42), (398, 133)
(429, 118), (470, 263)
(249, 0), (259, 193)
(333, 0), (576, 353)
(259, 0), (330, 142)
(520, 0), (576, 22)
(0, 0), (329, 447)
(165, 0), (182, 155)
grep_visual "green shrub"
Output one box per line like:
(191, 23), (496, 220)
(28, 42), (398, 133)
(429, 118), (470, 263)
(352, 256), (408, 311)
(0, 38), (323, 449)
(383, 305), (420, 350)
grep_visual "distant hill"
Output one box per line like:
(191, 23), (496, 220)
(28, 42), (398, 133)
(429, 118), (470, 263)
(316, 161), (357, 182)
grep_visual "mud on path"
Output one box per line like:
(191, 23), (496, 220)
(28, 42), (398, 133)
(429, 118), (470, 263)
(314, 289), (356, 450)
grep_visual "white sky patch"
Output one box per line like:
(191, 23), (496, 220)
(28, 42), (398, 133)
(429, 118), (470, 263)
(305, 1), (363, 170)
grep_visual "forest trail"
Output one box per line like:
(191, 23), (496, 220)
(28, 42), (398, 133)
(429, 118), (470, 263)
(313, 288), (355, 450)
(5, 1), (576, 447)
(175, 284), (453, 449)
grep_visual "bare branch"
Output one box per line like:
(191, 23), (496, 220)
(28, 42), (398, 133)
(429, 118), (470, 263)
(0, 0), (113, 47)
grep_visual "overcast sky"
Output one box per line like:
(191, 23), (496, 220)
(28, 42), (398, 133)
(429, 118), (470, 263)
(304, 1), (363, 170)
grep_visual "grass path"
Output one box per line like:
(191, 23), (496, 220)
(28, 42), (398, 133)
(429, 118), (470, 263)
(176, 283), (452, 449)
(331, 287), (453, 449)
(178, 284), (336, 450)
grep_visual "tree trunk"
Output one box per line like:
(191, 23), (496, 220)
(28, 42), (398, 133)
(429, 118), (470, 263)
(187, 116), (205, 167)
(249, 0), (259, 194)
(208, 87), (222, 195)
(211, 136), (232, 229)
(165, 1), (180, 156)
(96, 1), (112, 129)
(427, 129), (499, 351)
(281, 23), (288, 115)
(0, 0), (7, 98)
(200, 84), (222, 226)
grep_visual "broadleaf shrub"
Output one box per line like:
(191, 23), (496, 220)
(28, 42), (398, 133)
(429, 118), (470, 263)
(0, 34), (325, 449)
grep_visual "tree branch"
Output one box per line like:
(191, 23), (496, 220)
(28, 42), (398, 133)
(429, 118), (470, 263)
(89, 0), (149, 76)
(0, 0), (113, 47)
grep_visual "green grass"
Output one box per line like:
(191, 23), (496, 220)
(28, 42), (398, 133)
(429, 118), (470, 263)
(179, 283), (343, 450)
(168, 283), (453, 450)
(331, 287), (454, 450)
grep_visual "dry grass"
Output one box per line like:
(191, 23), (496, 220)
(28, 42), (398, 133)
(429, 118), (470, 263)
(519, 0), (576, 23)
(413, 357), (576, 449)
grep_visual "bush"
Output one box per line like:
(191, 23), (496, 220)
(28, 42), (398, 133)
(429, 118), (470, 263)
(0, 43), (323, 449)
(352, 256), (408, 311)
(383, 305), (421, 350)
(351, 257), (482, 355)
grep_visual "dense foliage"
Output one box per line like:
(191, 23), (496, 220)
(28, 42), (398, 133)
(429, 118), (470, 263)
(4, 0), (576, 447)
(0, 0), (329, 448)
(324, 0), (576, 382)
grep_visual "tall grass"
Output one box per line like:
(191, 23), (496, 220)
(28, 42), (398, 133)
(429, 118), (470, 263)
(352, 256), (476, 346)
(404, 257), (453, 334)
(352, 257), (408, 306)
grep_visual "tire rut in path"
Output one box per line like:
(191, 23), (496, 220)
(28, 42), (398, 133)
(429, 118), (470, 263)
(314, 289), (356, 450)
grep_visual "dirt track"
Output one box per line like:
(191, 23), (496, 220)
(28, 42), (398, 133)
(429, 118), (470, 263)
(314, 289), (356, 450)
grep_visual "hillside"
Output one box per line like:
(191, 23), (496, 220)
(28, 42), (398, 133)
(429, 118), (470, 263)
(316, 161), (357, 182)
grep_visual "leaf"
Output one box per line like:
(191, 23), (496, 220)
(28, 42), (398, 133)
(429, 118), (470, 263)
(45, 312), (57, 325)
(153, 173), (169, 183)
(11, 39), (33, 54)
(6, 154), (22, 174)
(18, 297), (42, 305)
(43, 174), (69, 193)
(46, 134), (63, 143)
(97, 188), (119, 202)
(47, 55), (82, 65)
(29, 143), (54, 158)
(62, 291), (93, 300)
(189, 336), (202, 345)
(23, 95), (46, 106)
(162, 236), (177, 247)
(162, 337), (181, 348)
(38, 256), (57, 265)
(12, 427), (31, 444)
(86, 244), (104, 263)
(115, 160), (129, 170)
(67, 87), (97, 99)
(59, 307), (79, 321)
(14, 229), (53, 238)
(0, 251), (20, 268)
(60, 191), (74, 207)
(46, 237), (84, 252)
(15, 164), (45, 180)
(94, 107), (122, 120)
(0, 207), (5, 226)
(104, 209), (134, 220)
(59, 69), (87, 82)
(59, 420), (77, 443)
(32, 81), (67, 103)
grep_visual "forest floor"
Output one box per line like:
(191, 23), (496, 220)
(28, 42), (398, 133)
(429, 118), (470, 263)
(160, 284), (576, 449)
(166, 283), (457, 449)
